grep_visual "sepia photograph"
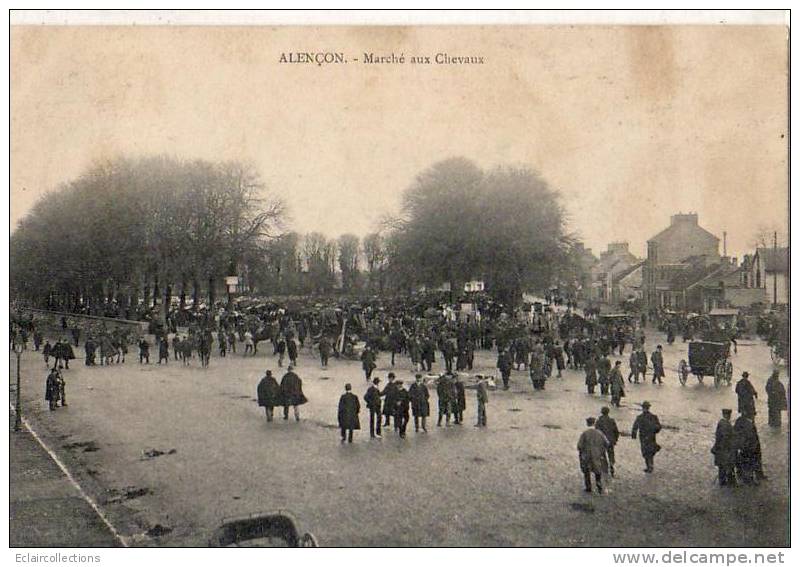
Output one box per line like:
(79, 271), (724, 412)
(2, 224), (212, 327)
(6, 9), (791, 556)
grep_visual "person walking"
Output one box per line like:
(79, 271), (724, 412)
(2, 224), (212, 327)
(394, 380), (411, 438)
(337, 383), (361, 443)
(158, 337), (170, 364)
(45, 368), (62, 411)
(138, 338), (150, 364)
(497, 349), (513, 390)
(734, 412), (766, 485)
(287, 336), (298, 367)
(453, 374), (466, 425)
(650, 345), (665, 384)
(437, 373), (453, 426)
(382, 373), (399, 428)
(765, 370), (787, 428)
(279, 365), (307, 421)
(584, 354), (598, 394)
(364, 377), (383, 438)
(408, 374), (430, 433)
(595, 406), (620, 477)
(256, 370), (281, 422)
(319, 335), (332, 369)
(597, 354), (611, 395)
(631, 401), (662, 473)
(735, 372), (758, 418)
(476, 376), (489, 427)
(361, 346), (377, 381)
(711, 408), (736, 486)
(610, 361), (626, 407)
(578, 417), (610, 493)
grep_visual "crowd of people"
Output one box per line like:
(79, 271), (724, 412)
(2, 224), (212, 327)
(10, 292), (789, 496)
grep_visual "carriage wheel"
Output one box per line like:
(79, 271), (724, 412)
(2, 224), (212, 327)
(714, 361), (727, 388)
(678, 360), (689, 386)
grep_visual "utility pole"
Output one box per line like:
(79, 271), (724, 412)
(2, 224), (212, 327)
(773, 231), (778, 307)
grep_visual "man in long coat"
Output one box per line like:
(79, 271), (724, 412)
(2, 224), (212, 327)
(610, 361), (626, 407)
(452, 373), (466, 424)
(650, 345), (665, 384)
(394, 380), (411, 438)
(595, 406), (620, 476)
(360, 346), (377, 381)
(578, 417), (610, 493)
(45, 368), (62, 411)
(408, 374), (430, 433)
(597, 354), (611, 395)
(584, 355), (598, 394)
(711, 408), (736, 486)
(382, 373), (399, 428)
(496, 349), (513, 390)
(337, 383), (360, 443)
(735, 372), (758, 418)
(765, 370), (788, 428)
(364, 377), (383, 438)
(734, 413), (765, 485)
(279, 365), (308, 422)
(631, 401), (662, 473)
(256, 370), (281, 422)
(437, 373), (453, 426)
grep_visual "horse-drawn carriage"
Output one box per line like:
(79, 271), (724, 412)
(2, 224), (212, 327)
(678, 340), (733, 387)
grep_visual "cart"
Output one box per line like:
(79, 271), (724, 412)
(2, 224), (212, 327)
(683, 340), (733, 387)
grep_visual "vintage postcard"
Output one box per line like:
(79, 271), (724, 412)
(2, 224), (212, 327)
(7, 10), (790, 555)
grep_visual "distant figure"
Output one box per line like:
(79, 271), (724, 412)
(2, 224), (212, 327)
(364, 377), (383, 438)
(361, 346), (377, 381)
(476, 376), (489, 427)
(735, 372), (758, 418)
(42, 340), (52, 367)
(318, 335), (332, 369)
(765, 370), (787, 428)
(577, 417), (610, 493)
(734, 412), (766, 485)
(595, 406), (619, 477)
(382, 373), (399, 428)
(158, 337), (169, 364)
(337, 383), (361, 443)
(256, 370), (281, 422)
(650, 345), (665, 384)
(452, 374), (466, 425)
(287, 337), (298, 367)
(711, 409), (736, 487)
(631, 401), (661, 473)
(610, 361), (626, 407)
(45, 368), (64, 411)
(394, 380), (411, 438)
(496, 350), (513, 390)
(279, 365), (307, 422)
(408, 374), (430, 433)
(437, 373), (453, 426)
(138, 338), (150, 364)
(584, 355), (598, 394)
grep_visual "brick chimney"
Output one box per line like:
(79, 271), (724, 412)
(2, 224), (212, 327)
(670, 213), (699, 226)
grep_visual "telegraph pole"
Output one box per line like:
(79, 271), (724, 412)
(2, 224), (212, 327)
(773, 231), (778, 307)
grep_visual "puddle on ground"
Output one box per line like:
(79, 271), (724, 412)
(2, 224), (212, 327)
(570, 502), (595, 513)
(145, 524), (173, 537)
(542, 424), (562, 430)
(141, 448), (177, 460)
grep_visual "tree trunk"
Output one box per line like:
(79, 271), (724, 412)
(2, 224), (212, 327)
(192, 277), (200, 310)
(153, 273), (160, 308)
(179, 277), (187, 310)
(208, 275), (216, 305)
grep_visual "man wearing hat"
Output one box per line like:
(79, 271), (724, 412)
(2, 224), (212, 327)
(596, 407), (620, 477)
(765, 370), (787, 428)
(437, 373), (454, 426)
(577, 417), (610, 493)
(337, 383), (360, 443)
(393, 380), (411, 438)
(279, 364), (307, 422)
(610, 361), (626, 407)
(256, 369), (281, 422)
(382, 373), (399, 428)
(364, 377), (383, 438)
(650, 345), (665, 385)
(631, 401), (662, 473)
(735, 372), (758, 418)
(408, 374), (430, 433)
(476, 376), (489, 427)
(711, 409), (736, 486)
(496, 349), (513, 390)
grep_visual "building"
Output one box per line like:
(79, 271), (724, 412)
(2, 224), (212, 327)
(750, 247), (789, 305)
(589, 242), (640, 303)
(611, 261), (645, 303)
(685, 258), (767, 312)
(644, 213), (721, 309)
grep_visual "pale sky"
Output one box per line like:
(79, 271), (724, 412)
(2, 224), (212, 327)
(10, 24), (789, 259)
